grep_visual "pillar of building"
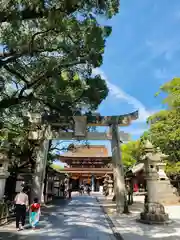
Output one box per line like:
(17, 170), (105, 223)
(111, 122), (126, 213)
(64, 175), (69, 194)
(91, 175), (95, 192)
(103, 175), (108, 196)
(138, 141), (170, 224)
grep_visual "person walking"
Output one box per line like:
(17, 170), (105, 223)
(14, 187), (29, 231)
(29, 197), (41, 230)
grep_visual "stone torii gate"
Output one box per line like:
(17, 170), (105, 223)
(27, 111), (138, 212)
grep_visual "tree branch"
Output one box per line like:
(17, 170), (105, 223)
(0, 94), (33, 109)
(3, 65), (29, 84)
(0, 5), (79, 23)
(0, 55), (88, 110)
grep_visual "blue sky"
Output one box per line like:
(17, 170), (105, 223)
(54, 0), (180, 162)
(1, 1), (178, 159)
(93, 0), (180, 140)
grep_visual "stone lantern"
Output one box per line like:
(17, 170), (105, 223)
(0, 148), (10, 200)
(108, 175), (113, 196)
(155, 147), (168, 180)
(138, 140), (170, 224)
(155, 147), (179, 202)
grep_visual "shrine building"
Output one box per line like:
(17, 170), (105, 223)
(58, 145), (113, 191)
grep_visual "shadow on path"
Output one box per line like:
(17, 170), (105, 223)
(98, 194), (180, 240)
(0, 195), (115, 240)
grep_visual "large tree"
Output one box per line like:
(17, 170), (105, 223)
(0, 1), (119, 175)
(142, 78), (180, 162)
(0, 0), (119, 116)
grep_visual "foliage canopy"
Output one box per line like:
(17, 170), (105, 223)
(138, 78), (180, 175)
(0, 0), (120, 115)
(0, 0), (119, 173)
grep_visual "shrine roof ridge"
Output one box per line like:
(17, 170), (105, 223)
(59, 144), (109, 158)
(59, 155), (112, 158)
(67, 144), (108, 149)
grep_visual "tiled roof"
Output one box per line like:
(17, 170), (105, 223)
(60, 145), (109, 158)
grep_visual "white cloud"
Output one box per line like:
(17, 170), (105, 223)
(92, 68), (155, 122)
(126, 127), (149, 136)
(146, 39), (180, 61)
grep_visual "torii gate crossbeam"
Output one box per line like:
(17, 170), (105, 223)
(26, 111), (138, 212)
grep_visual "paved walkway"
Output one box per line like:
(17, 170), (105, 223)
(97, 194), (180, 240)
(0, 194), (115, 240)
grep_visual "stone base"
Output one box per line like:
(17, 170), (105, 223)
(137, 218), (172, 225)
(138, 202), (171, 225)
(138, 212), (170, 224)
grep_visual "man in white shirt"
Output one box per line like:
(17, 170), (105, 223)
(14, 187), (29, 231)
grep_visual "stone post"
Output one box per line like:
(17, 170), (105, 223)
(139, 141), (170, 224)
(111, 123), (126, 213)
(0, 150), (9, 199)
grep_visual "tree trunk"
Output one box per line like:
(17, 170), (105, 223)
(30, 140), (49, 203)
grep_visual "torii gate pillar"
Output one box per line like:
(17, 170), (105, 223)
(111, 122), (126, 213)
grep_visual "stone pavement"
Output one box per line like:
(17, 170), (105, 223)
(0, 193), (115, 240)
(97, 194), (180, 240)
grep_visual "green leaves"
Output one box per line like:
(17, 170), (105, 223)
(0, 0), (119, 173)
(102, 26), (112, 37)
(51, 163), (64, 171)
(165, 161), (180, 174)
(0, 0), (119, 115)
(121, 141), (142, 170)
(141, 77), (180, 166)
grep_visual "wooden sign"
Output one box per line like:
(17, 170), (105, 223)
(73, 116), (87, 137)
